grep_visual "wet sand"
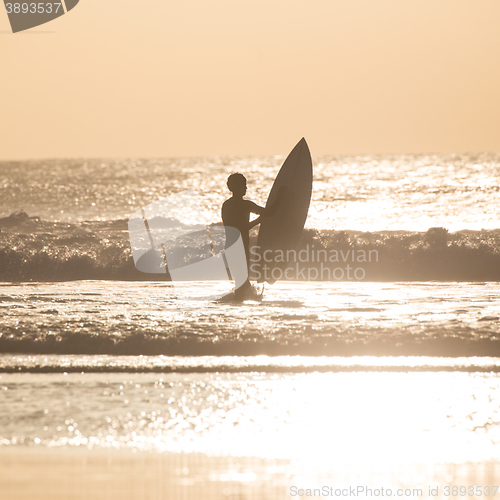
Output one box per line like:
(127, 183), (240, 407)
(1, 447), (499, 500)
(0, 448), (290, 500)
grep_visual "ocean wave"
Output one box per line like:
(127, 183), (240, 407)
(1, 211), (500, 282)
(2, 355), (500, 374)
(1, 320), (500, 357)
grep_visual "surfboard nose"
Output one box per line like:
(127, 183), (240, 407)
(299, 137), (310, 151)
(294, 137), (310, 157)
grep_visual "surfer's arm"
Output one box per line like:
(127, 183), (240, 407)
(247, 187), (286, 227)
(245, 201), (265, 229)
(248, 216), (262, 229)
(247, 201), (265, 216)
(246, 200), (265, 228)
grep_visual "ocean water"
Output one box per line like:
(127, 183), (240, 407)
(1, 281), (500, 358)
(1, 154), (500, 282)
(2, 370), (500, 463)
(1, 153), (499, 230)
(1, 154), (500, 486)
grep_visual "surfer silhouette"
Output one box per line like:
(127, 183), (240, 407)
(222, 173), (285, 299)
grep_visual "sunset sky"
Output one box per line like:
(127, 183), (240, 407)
(1, 0), (500, 159)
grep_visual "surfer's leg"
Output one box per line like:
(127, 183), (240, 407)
(234, 279), (251, 300)
(235, 279), (251, 291)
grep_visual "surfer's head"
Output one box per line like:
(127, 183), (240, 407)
(227, 173), (247, 196)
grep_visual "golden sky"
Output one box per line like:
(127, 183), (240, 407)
(1, 0), (500, 159)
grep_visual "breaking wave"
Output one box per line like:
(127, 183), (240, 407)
(1, 211), (500, 282)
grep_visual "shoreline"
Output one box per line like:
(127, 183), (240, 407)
(1, 447), (499, 500)
(0, 447), (292, 500)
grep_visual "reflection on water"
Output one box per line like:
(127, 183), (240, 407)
(1, 371), (500, 466)
(1, 153), (499, 231)
(1, 281), (500, 357)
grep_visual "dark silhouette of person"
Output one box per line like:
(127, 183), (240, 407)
(222, 173), (285, 299)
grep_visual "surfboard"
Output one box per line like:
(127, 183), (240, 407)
(256, 138), (313, 283)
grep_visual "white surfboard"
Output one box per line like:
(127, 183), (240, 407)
(256, 138), (313, 283)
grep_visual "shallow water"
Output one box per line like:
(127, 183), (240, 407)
(1, 370), (500, 467)
(1, 282), (500, 467)
(1, 281), (500, 357)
